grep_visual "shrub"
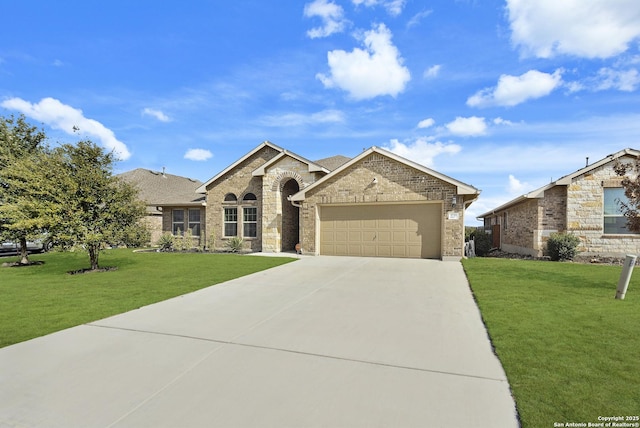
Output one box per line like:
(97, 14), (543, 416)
(157, 233), (174, 252)
(469, 228), (492, 256)
(120, 224), (151, 248)
(226, 236), (244, 253)
(547, 232), (581, 261)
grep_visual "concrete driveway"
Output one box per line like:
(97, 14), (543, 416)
(0, 256), (519, 428)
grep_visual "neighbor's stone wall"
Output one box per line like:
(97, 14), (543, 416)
(300, 153), (465, 259)
(261, 156), (323, 252)
(205, 146), (280, 252)
(501, 198), (538, 251)
(567, 157), (640, 257)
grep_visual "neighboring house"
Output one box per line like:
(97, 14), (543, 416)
(478, 148), (640, 258)
(197, 141), (480, 260)
(118, 168), (205, 244)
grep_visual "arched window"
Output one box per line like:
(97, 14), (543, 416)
(224, 193), (237, 202)
(242, 192), (257, 201)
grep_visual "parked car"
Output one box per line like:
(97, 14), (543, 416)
(0, 239), (52, 255)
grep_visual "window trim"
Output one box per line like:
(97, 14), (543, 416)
(188, 208), (201, 237)
(224, 207), (238, 237)
(603, 187), (635, 235)
(243, 206), (258, 238)
(172, 209), (185, 236)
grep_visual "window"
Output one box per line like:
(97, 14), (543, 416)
(224, 207), (238, 237)
(224, 193), (237, 202)
(188, 209), (201, 236)
(604, 188), (633, 234)
(243, 207), (257, 238)
(243, 192), (257, 201)
(172, 209), (184, 235)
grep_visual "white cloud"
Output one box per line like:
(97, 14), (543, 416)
(407, 9), (433, 28)
(383, 138), (461, 168)
(261, 109), (345, 127)
(184, 148), (213, 161)
(445, 116), (487, 137)
(316, 23), (411, 100)
(423, 64), (441, 78)
(507, 174), (530, 194)
(493, 117), (515, 126)
(352, 0), (407, 16)
(304, 0), (347, 39)
(142, 107), (172, 122)
(506, 0), (640, 59)
(467, 69), (563, 108)
(594, 68), (640, 92)
(417, 118), (435, 129)
(0, 97), (131, 160)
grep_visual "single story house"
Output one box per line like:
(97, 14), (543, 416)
(196, 141), (480, 260)
(478, 148), (640, 258)
(118, 168), (205, 244)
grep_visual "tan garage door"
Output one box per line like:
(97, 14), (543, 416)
(320, 203), (441, 259)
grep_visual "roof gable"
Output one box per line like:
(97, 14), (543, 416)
(195, 141), (283, 193)
(252, 149), (329, 177)
(290, 146), (479, 201)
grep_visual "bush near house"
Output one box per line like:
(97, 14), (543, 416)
(546, 232), (581, 261)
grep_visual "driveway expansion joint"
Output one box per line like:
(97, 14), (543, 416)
(87, 322), (508, 383)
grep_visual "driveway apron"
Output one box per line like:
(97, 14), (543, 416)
(0, 256), (519, 428)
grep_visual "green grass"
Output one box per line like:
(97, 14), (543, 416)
(462, 258), (640, 428)
(0, 249), (295, 348)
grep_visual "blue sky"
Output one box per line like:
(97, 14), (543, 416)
(2, 0), (640, 224)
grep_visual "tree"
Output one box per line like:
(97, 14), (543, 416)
(0, 115), (48, 264)
(47, 140), (147, 270)
(614, 158), (640, 232)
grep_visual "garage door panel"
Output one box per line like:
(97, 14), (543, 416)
(320, 204), (441, 259)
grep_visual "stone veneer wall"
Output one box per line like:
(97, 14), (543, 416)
(261, 156), (323, 252)
(205, 146), (280, 252)
(300, 153), (464, 259)
(567, 158), (640, 256)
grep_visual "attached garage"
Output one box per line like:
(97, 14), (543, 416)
(320, 203), (442, 259)
(290, 147), (480, 261)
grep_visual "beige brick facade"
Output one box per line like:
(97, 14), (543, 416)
(204, 146), (280, 252)
(198, 142), (478, 259)
(299, 152), (468, 259)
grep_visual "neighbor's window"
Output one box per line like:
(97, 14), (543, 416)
(172, 209), (185, 236)
(224, 207), (238, 237)
(604, 188), (633, 234)
(188, 208), (201, 236)
(243, 207), (257, 238)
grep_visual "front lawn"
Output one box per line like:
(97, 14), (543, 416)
(462, 258), (640, 428)
(0, 249), (295, 348)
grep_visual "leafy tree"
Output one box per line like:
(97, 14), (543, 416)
(614, 158), (640, 232)
(47, 140), (147, 270)
(0, 115), (48, 264)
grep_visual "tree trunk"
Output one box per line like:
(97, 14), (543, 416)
(19, 236), (29, 265)
(88, 244), (100, 270)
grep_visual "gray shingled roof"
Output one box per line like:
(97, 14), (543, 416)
(313, 155), (351, 171)
(118, 168), (204, 213)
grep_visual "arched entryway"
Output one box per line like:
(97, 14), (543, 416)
(281, 179), (300, 252)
